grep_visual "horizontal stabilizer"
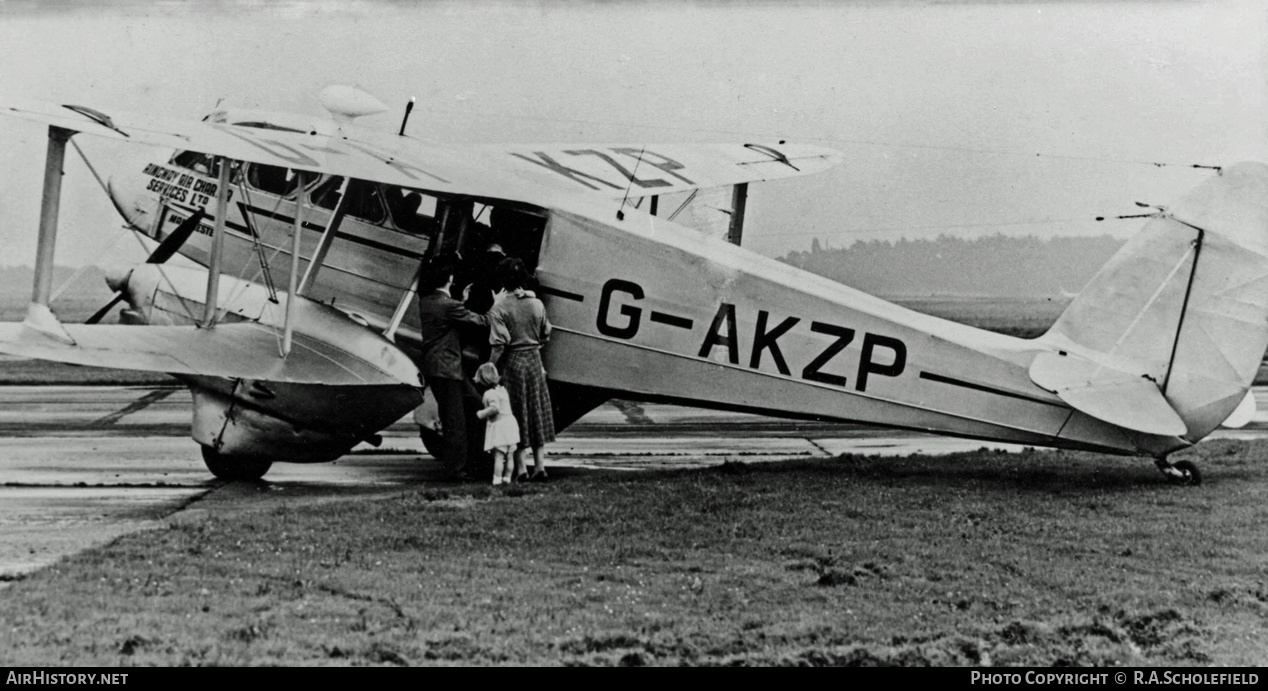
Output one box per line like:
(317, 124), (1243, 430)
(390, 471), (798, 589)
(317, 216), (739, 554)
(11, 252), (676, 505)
(0, 320), (419, 387)
(1030, 350), (1187, 437)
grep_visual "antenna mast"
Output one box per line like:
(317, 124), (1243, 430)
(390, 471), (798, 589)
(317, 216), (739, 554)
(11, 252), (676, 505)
(398, 97), (416, 136)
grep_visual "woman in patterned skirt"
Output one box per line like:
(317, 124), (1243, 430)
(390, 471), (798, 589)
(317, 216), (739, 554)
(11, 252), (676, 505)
(487, 258), (555, 481)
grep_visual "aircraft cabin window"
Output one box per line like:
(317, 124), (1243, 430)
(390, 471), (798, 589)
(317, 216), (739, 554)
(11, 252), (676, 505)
(310, 176), (343, 210)
(246, 163), (300, 198)
(308, 176), (386, 225)
(386, 186), (438, 235)
(344, 180), (387, 225)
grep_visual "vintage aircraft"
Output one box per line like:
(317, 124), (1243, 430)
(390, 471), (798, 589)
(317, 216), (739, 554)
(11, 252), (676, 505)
(0, 86), (1265, 486)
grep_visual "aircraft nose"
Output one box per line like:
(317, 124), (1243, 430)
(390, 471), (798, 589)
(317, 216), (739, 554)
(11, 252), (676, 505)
(101, 265), (133, 293)
(104, 153), (161, 234)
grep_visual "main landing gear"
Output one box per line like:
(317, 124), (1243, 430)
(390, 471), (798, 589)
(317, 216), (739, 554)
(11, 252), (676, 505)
(1155, 457), (1201, 486)
(201, 445), (273, 481)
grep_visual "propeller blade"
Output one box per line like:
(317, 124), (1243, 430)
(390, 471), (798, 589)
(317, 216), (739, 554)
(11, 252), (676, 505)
(84, 209), (207, 324)
(84, 293), (125, 325)
(146, 208), (206, 264)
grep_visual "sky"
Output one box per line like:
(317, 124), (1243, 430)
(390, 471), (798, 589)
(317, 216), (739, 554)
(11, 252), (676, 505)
(0, 0), (1262, 271)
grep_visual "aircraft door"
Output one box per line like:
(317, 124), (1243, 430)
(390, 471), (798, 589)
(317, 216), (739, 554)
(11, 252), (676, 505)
(488, 206), (546, 274)
(427, 198), (474, 261)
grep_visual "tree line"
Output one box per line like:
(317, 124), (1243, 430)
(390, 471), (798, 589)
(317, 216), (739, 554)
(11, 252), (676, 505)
(779, 234), (1124, 297)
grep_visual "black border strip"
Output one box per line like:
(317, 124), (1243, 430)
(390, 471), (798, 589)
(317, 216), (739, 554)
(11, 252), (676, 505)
(167, 204), (252, 236)
(919, 371), (1063, 407)
(243, 203), (329, 232)
(649, 311), (693, 329)
(538, 285), (585, 302)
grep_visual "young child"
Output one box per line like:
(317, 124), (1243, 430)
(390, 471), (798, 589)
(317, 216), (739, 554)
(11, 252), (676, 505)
(474, 363), (521, 485)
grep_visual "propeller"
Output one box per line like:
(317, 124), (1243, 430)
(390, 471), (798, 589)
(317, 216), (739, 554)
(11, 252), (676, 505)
(85, 208), (207, 324)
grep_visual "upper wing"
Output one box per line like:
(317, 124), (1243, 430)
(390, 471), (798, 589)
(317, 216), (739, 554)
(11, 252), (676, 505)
(473, 142), (840, 199)
(1, 97), (840, 203)
(0, 97), (549, 203)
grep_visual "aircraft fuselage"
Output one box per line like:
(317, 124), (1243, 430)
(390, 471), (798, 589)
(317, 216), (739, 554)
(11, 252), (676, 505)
(110, 151), (1188, 462)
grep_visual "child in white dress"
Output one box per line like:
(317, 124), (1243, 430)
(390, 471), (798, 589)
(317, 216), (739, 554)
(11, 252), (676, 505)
(474, 363), (522, 485)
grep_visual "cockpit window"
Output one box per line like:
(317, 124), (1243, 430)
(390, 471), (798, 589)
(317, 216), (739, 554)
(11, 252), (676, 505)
(243, 163), (319, 198)
(171, 151), (218, 176)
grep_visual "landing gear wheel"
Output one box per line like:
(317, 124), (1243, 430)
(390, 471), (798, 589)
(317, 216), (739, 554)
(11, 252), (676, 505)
(201, 445), (273, 481)
(1170, 460), (1202, 486)
(1156, 457), (1201, 486)
(418, 428), (492, 478)
(419, 428), (445, 461)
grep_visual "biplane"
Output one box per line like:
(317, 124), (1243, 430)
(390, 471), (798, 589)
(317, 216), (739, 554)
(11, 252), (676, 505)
(1, 86), (1264, 485)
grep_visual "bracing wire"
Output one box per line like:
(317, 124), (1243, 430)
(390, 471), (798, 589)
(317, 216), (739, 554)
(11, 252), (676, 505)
(66, 139), (204, 323)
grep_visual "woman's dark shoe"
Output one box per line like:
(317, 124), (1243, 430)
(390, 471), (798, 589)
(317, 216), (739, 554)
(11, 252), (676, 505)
(529, 471), (549, 482)
(514, 473), (530, 484)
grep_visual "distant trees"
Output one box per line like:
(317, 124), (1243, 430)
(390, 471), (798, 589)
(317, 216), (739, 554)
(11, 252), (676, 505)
(779, 234), (1124, 297)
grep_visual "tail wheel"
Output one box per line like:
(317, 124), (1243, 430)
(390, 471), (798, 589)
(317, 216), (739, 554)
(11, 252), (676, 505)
(1171, 460), (1202, 486)
(201, 445), (273, 481)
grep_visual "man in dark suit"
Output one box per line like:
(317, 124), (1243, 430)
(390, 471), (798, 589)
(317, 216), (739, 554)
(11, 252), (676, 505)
(417, 258), (487, 480)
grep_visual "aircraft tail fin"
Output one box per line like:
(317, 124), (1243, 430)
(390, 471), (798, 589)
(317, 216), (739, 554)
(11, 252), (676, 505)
(1033, 162), (1268, 442)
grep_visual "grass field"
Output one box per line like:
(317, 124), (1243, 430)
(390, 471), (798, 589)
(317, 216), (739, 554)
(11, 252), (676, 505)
(2, 441), (1265, 666)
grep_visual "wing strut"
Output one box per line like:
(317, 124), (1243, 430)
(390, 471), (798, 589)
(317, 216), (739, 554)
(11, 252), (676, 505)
(201, 157), (232, 327)
(726, 183), (748, 246)
(297, 177), (351, 296)
(384, 263), (423, 342)
(281, 177), (306, 357)
(32, 126), (73, 309)
(26, 126), (75, 342)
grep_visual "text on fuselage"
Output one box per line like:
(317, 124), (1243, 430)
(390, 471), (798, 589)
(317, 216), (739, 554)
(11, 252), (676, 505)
(142, 163), (226, 207)
(595, 278), (907, 392)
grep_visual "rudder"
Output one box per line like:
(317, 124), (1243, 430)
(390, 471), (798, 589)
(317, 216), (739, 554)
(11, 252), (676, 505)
(1036, 162), (1268, 442)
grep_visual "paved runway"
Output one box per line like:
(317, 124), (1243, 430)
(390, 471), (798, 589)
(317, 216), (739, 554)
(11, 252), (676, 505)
(3, 385), (1267, 579)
